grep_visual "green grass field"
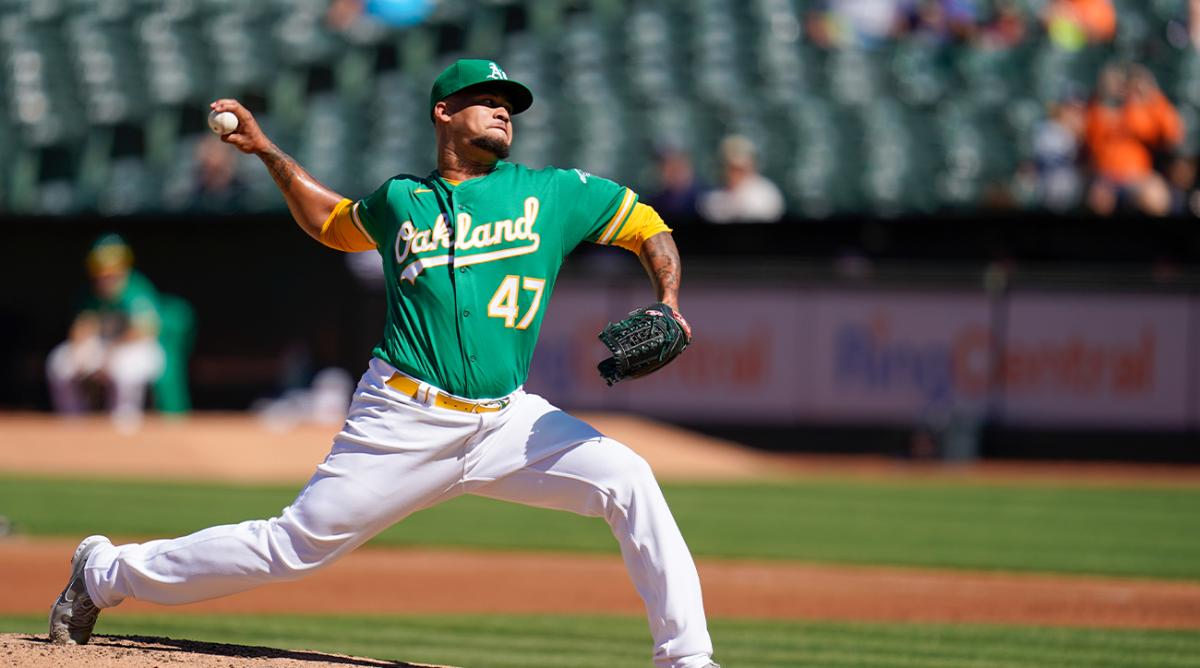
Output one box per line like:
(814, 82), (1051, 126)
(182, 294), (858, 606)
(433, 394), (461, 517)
(4, 613), (1200, 668)
(2, 474), (1198, 578)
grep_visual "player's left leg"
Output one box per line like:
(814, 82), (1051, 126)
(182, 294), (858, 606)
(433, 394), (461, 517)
(55, 359), (478, 645)
(464, 393), (714, 668)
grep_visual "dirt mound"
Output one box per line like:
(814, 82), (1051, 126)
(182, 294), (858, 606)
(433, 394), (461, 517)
(0, 633), (457, 668)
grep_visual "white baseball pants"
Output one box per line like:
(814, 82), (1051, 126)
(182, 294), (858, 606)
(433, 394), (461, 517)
(83, 357), (714, 668)
(46, 337), (165, 422)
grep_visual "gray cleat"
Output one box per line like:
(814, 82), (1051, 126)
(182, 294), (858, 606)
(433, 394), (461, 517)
(48, 535), (111, 645)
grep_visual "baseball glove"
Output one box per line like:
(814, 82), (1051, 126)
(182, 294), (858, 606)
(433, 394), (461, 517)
(597, 302), (690, 386)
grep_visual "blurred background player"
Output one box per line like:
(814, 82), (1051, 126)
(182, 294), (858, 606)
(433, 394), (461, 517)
(46, 234), (165, 430)
(45, 234), (194, 429)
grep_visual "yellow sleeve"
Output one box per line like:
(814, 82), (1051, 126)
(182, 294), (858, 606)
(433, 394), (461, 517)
(609, 202), (672, 254)
(319, 199), (377, 252)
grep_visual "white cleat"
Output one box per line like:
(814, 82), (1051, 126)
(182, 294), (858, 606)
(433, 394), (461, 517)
(48, 535), (111, 645)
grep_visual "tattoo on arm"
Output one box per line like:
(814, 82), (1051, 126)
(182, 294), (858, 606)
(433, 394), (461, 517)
(260, 145), (297, 190)
(257, 143), (344, 239)
(639, 233), (681, 305)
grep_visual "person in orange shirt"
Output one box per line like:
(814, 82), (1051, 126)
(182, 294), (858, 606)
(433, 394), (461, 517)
(1045, 0), (1116, 46)
(1084, 65), (1184, 216)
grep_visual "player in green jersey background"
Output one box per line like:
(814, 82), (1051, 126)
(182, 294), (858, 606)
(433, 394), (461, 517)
(46, 234), (165, 429)
(51, 59), (718, 668)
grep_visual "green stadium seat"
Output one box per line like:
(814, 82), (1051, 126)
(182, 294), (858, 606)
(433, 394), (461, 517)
(1178, 104), (1200, 154)
(956, 45), (1031, 108)
(1174, 52), (1200, 109)
(892, 41), (950, 108)
(1111, 0), (1154, 55)
(826, 48), (887, 107)
(783, 100), (848, 217)
(1004, 96), (1048, 161)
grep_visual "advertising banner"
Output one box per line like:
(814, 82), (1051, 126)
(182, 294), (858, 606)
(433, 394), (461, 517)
(528, 281), (1199, 430)
(806, 291), (994, 422)
(999, 295), (1193, 428)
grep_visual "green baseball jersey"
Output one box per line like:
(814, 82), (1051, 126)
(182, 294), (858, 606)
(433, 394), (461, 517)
(79, 270), (161, 340)
(354, 160), (640, 399)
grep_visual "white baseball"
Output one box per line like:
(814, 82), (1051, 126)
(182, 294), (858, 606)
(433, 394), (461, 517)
(208, 110), (239, 135)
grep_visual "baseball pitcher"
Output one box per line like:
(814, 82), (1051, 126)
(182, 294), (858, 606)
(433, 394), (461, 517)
(50, 59), (716, 668)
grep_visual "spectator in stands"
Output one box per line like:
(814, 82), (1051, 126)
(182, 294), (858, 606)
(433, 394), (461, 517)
(46, 234), (165, 431)
(327, 0), (434, 30)
(1043, 0), (1116, 50)
(1192, 0), (1200, 50)
(1166, 156), (1200, 216)
(192, 135), (246, 212)
(698, 136), (785, 224)
(900, 0), (980, 45)
(807, 0), (904, 49)
(1031, 96), (1086, 212)
(1084, 64), (1184, 217)
(976, 0), (1026, 49)
(646, 146), (705, 221)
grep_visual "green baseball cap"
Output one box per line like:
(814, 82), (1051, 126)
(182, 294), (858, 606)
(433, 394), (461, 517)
(429, 59), (533, 117)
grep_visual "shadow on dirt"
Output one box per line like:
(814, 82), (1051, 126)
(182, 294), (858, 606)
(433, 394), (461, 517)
(17, 634), (456, 667)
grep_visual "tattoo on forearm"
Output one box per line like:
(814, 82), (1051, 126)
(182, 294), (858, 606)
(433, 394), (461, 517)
(261, 145), (297, 189)
(641, 235), (681, 302)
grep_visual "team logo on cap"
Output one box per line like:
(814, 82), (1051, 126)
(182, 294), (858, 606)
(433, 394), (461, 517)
(487, 62), (508, 80)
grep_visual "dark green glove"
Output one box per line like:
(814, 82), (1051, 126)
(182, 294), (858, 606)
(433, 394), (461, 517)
(597, 302), (690, 386)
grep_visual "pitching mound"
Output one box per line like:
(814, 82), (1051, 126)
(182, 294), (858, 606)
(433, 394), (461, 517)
(0, 633), (458, 668)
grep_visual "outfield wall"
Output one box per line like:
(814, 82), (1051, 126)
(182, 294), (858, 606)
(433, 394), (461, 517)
(529, 283), (1200, 432)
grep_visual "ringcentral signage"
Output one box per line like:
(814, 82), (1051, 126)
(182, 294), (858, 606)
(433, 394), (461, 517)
(528, 283), (1199, 430)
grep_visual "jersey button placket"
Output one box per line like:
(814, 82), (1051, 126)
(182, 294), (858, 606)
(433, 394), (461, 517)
(450, 196), (477, 377)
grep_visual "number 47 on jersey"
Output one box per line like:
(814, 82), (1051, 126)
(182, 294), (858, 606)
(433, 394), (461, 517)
(488, 275), (545, 330)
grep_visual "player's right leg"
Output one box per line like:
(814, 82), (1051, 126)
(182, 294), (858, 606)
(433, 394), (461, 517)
(71, 359), (474, 611)
(104, 338), (166, 430)
(464, 395), (715, 668)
